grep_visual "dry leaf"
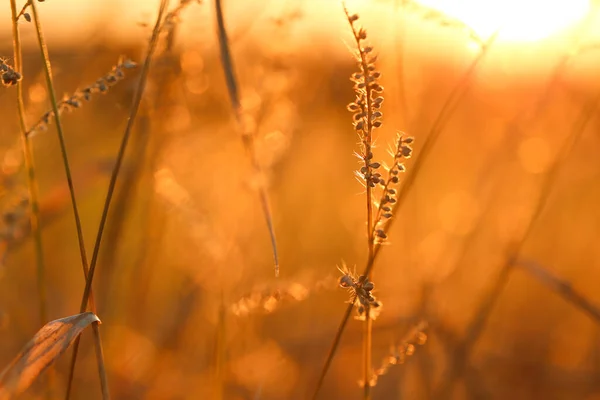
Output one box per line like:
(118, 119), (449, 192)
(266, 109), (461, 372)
(0, 312), (100, 400)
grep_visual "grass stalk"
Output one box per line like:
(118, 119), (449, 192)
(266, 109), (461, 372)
(9, 0), (46, 335)
(362, 315), (372, 399)
(9, 1), (51, 397)
(312, 29), (498, 400)
(28, 0), (90, 306)
(65, 1), (169, 397)
(215, 0), (280, 277)
(342, 6), (379, 396)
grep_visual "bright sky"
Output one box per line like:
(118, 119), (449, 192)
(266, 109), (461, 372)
(0, 0), (595, 46)
(416, 0), (590, 41)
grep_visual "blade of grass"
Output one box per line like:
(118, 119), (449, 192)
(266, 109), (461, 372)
(215, 0), (280, 277)
(65, 1), (169, 398)
(311, 30), (498, 400)
(0, 313), (100, 400)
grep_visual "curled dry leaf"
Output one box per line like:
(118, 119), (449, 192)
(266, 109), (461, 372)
(0, 312), (100, 400)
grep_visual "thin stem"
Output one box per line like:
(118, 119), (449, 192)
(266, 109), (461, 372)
(311, 298), (355, 400)
(67, 2), (169, 398)
(363, 314), (372, 399)
(91, 324), (109, 396)
(215, 0), (280, 277)
(29, 0), (90, 300)
(76, 0), (168, 313)
(362, 49), (375, 399)
(516, 259), (600, 322)
(343, 7), (376, 396)
(10, 0), (46, 331)
(10, 0), (50, 397)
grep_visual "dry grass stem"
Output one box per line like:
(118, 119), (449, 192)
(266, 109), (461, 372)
(215, 0), (280, 277)
(9, 0), (46, 331)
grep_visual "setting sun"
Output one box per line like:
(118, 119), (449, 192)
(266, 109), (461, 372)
(416, 0), (590, 41)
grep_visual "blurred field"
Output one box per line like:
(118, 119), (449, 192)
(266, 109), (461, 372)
(2, 0), (600, 399)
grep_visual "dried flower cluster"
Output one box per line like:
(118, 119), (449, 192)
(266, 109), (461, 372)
(365, 321), (428, 387)
(1, 58), (22, 87)
(345, 10), (383, 197)
(372, 134), (413, 243)
(27, 57), (137, 136)
(345, 10), (414, 246)
(338, 264), (382, 320)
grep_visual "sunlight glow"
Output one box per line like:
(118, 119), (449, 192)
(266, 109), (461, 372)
(416, 0), (590, 41)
